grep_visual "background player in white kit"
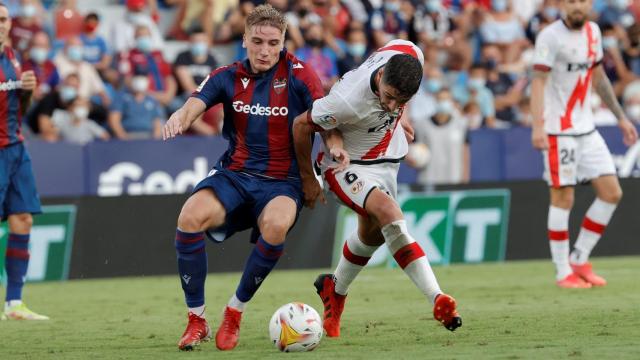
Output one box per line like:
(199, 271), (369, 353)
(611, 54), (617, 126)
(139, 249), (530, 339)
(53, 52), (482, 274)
(293, 40), (462, 337)
(531, 0), (638, 288)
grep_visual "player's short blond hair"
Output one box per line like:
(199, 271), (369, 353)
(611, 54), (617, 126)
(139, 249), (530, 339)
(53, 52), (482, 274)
(245, 4), (287, 34)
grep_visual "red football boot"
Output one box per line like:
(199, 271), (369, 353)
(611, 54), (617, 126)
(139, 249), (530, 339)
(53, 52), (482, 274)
(314, 274), (346, 338)
(557, 272), (592, 288)
(571, 262), (607, 286)
(215, 306), (242, 351)
(433, 294), (462, 331)
(178, 312), (211, 351)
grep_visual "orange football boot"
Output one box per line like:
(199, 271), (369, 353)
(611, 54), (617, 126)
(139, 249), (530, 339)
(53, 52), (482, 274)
(178, 312), (211, 351)
(314, 274), (346, 337)
(215, 306), (242, 350)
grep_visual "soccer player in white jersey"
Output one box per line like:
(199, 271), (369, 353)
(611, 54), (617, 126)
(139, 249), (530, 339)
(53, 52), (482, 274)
(292, 39), (462, 337)
(531, 0), (638, 288)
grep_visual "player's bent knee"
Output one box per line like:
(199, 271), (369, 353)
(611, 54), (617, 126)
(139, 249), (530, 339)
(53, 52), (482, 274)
(602, 188), (622, 204)
(260, 220), (291, 245)
(8, 213), (33, 232)
(365, 191), (403, 226)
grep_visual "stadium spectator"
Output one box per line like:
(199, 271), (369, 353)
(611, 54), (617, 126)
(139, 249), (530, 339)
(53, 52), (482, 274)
(295, 22), (339, 91)
(526, 0), (561, 43)
(452, 63), (496, 127)
(216, 0), (253, 46)
(9, 0), (43, 55)
(117, 24), (177, 110)
(601, 23), (635, 97)
(54, 36), (110, 106)
(22, 30), (59, 102)
(483, 45), (528, 125)
(413, 0), (452, 46)
(369, 0), (409, 48)
(53, 0), (83, 41)
(623, 80), (640, 124)
(462, 100), (485, 129)
(598, 0), (636, 27)
(168, 0), (237, 41)
(479, 0), (527, 64)
(282, 0), (320, 49)
(79, 12), (111, 74)
(408, 66), (443, 123)
(27, 73), (80, 141)
(110, 0), (164, 53)
(51, 96), (110, 145)
(108, 71), (164, 140)
(622, 23), (640, 76)
(409, 88), (470, 185)
(173, 29), (220, 135)
(337, 27), (368, 76)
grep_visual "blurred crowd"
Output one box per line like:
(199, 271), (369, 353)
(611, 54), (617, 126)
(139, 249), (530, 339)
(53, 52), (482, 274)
(6, 0), (640, 184)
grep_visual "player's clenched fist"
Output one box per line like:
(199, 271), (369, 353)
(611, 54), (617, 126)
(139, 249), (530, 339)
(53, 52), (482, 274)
(20, 70), (36, 92)
(531, 126), (549, 150)
(163, 109), (187, 140)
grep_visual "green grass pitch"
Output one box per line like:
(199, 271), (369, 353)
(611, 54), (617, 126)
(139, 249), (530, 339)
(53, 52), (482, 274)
(2, 257), (640, 359)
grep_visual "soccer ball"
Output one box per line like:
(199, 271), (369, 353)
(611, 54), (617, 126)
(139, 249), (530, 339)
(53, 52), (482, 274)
(268, 302), (323, 352)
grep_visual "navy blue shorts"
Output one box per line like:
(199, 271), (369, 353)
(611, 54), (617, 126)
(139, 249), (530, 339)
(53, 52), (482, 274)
(0, 143), (42, 221)
(192, 169), (303, 243)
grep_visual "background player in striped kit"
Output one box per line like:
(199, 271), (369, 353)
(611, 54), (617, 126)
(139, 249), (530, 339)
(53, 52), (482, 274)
(162, 4), (323, 352)
(530, 0), (638, 288)
(0, 2), (47, 321)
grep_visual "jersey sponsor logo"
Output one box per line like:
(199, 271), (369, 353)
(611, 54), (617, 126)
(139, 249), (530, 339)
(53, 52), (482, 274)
(367, 116), (395, 133)
(232, 101), (289, 116)
(241, 77), (250, 89)
(273, 78), (287, 94)
(566, 62), (591, 72)
(0, 80), (22, 91)
(196, 75), (209, 92)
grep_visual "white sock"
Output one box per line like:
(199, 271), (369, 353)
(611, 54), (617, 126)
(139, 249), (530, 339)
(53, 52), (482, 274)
(381, 220), (442, 303)
(5, 300), (22, 309)
(188, 305), (206, 318)
(570, 198), (617, 265)
(334, 232), (380, 295)
(227, 294), (246, 312)
(548, 206), (572, 280)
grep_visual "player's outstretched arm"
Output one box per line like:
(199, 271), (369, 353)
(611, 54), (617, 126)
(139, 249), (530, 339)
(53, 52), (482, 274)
(530, 70), (549, 150)
(292, 111), (326, 209)
(593, 65), (639, 146)
(163, 97), (207, 140)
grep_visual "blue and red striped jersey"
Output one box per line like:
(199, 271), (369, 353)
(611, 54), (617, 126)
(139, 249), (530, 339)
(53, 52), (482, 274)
(0, 46), (25, 148)
(192, 50), (324, 180)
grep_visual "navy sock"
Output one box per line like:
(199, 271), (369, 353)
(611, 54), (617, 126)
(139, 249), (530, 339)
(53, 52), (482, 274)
(175, 229), (207, 308)
(5, 233), (30, 302)
(235, 236), (284, 302)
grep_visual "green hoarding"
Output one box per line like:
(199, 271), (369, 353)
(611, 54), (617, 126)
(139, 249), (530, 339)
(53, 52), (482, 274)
(0, 205), (76, 283)
(333, 190), (510, 267)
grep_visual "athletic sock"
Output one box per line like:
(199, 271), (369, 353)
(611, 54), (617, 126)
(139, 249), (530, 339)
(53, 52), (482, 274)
(570, 198), (617, 265)
(188, 305), (206, 318)
(227, 293), (247, 312)
(381, 220), (442, 303)
(333, 232), (380, 295)
(548, 206), (572, 280)
(175, 229), (208, 308)
(5, 233), (30, 302)
(234, 236), (284, 303)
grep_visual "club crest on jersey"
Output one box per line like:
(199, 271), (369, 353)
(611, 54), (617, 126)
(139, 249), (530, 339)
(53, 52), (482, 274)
(273, 78), (287, 94)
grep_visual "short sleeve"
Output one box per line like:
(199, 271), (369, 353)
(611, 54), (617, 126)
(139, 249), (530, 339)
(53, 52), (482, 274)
(532, 28), (558, 71)
(310, 90), (356, 131)
(190, 67), (229, 110)
(109, 91), (125, 112)
(291, 60), (324, 108)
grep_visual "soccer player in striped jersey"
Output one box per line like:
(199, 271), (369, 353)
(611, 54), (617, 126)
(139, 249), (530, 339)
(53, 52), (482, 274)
(292, 40), (462, 337)
(530, 0), (637, 288)
(162, 4), (323, 351)
(0, 2), (47, 321)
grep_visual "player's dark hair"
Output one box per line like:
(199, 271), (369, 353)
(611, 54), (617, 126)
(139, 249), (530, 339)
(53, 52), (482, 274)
(382, 54), (422, 100)
(246, 4), (287, 34)
(85, 12), (99, 22)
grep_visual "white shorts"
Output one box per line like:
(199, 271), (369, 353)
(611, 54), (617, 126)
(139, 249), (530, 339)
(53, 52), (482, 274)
(542, 131), (616, 188)
(321, 161), (400, 216)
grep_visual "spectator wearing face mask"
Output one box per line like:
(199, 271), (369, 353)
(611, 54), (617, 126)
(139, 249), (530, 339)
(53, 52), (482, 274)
(601, 24), (634, 97)
(337, 27), (368, 76)
(117, 25), (177, 110)
(622, 23), (640, 77)
(27, 73), (81, 142)
(51, 97), (109, 145)
(110, 0), (164, 53)
(9, 0), (43, 55)
(54, 36), (111, 107)
(452, 63), (496, 127)
(599, 0), (636, 28)
(413, 0), (453, 45)
(409, 66), (444, 124)
(108, 71), (164, 140)
(295, 23), (338, 92)
(79, 12), (111, 74)
(22, 31), (59, 102)
(526, 0), (561, 43)
(623, 81), (640, 124)
(408, 88), (470, 185)
(173, 29), (220, 135)
(369, 0), (409, 49)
